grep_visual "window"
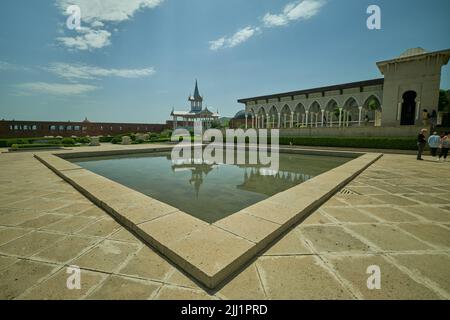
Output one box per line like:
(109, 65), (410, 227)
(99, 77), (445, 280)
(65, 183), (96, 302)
(32, 125), (37, 130)
(59, 125), (65, 131)
(9, 125), (13, 131)
(50, 125), (56, 131)
(67, 126), (73, 131)
(23, 125), (29, 130)
(74, 126), (81, 131)
(100, 126), (103, 131)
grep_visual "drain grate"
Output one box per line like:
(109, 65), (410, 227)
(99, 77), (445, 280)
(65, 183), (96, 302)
(338, 188), (360, 195)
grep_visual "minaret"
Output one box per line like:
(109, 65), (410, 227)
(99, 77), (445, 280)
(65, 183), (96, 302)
(188, 80), (203, 113)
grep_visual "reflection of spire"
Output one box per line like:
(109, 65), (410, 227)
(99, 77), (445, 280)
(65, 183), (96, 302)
(171, 159), (215, 197)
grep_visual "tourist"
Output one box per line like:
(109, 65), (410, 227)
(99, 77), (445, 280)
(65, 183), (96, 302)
(439, 132), (449, 162)
(428, 131), (441, 160)
(417, 129), (427, 161)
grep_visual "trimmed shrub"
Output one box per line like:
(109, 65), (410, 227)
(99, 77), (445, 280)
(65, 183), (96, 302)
(75, 137), (91, 144)
(278, 137), (417, 150)
(99, 136), (113, 143)
(61, 137), (76, 145)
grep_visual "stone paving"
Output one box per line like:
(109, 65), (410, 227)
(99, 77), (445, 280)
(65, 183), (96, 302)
(0, 145), (449, 300)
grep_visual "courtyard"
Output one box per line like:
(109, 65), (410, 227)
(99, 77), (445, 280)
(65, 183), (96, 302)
(0, 143), (449, 300)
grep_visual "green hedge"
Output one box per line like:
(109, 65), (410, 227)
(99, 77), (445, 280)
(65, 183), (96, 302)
(10, 144), (63, 149)
(277, 137), (418, 150)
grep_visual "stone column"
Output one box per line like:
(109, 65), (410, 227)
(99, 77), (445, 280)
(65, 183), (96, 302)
(283, 113), (287, 128)
(245, 114), (248, 129)
(338, 108), (343, 127)
(173, 115), (177, 130)
(321, 110), (325, 127)
(278, 113), (281, 128)
(358, 107), (363, 126)
(305, 111), (309, 127)
(290, 112), (294, 128)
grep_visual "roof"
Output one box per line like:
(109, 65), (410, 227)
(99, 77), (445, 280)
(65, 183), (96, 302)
(237, 78), (384, 104)
(171, 108), (219, 117)
(377, 48), (450, 66)
(188, 80), (203, 102)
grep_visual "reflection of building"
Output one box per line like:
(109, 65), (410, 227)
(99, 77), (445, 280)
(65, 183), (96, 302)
(171, 160), (217, 197)
(170, 80), (220, 130)
(237, 167), (311, 196)
(238, 48), (450, 132)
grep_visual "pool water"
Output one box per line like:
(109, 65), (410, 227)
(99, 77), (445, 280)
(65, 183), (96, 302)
(71, 151), (353, 223)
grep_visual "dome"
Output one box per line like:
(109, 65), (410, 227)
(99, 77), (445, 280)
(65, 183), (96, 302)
(399, 47), (428, 58)
(233, 110), (246, 119)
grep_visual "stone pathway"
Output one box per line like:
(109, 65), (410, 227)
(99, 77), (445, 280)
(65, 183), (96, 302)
(0, 147), (449, 299)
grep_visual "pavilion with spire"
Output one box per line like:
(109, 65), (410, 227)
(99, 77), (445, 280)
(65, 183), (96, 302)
(170, 80), (220, 130)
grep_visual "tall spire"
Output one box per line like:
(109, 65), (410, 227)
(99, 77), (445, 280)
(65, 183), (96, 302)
(193, 79), (201, 99)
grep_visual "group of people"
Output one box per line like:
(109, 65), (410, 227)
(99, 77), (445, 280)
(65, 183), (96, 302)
(417, 129), (449, 161)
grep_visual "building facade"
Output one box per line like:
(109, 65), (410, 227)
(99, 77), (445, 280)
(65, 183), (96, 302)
(0, 117), (168, 138)
(171, 80), (219, 130)
(238, 48), (450, 132)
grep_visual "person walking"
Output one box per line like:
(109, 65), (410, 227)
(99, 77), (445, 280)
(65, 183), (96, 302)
(417, 129), (427, 161)
(439, 132), (449, 162)
(428, 131), (441, 161)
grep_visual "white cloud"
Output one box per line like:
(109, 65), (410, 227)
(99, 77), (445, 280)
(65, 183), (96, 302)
(55, 0), (164, 50)
(56, 0), (163, 23)
(0, 61), (30, 72)
(209, 27), (259, 51)
(15, 82), (98, 95)
(263, 0), (325, 27)
(46, 63), (156, 80)
(57, 28), (111, 51)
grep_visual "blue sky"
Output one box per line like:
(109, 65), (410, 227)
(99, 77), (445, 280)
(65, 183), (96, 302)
(0, 0), (449, 123)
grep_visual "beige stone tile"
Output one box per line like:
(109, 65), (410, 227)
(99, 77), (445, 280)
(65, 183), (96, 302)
(396, 223), (450, 248)
(218, 263), (266, 300)
(42, 216), (97, 234)
(18, 213), (66, 229)
(334, 194), (386, 206)
(76, 217), (121, 237)
(0, 227), (30, 246)
(56, 203), (96, 215)
(0, 210), (43, 226)
(329, 255), (441, 300)
(240, 200), (301, 225)
(371, 195), (421, 206)
(346, 186), (389, 195)
(263, 230), (311, 256)
(300, 211), (332, 225)
(165, 268), (201, 290)
(403, 194), (450, 205)
(77, 206), (108, 218)
(71, 240), (139, 273)
(392, 253), (450, 293)
(32, 235), (98, 264)
(135, 211), (208, 249)
(0, 255), (18, 270)
(108, 228), (141, 243)
(87, 275), (160, 300)
(154, 285), (215, 300)
(118, 245), (172, 281)
(402, 206), (450, 222)
(21, 268), (106, 300)
(0, 259), (56, 299)
(300, 225), (372, 253)
(0, 231), (65, 257)
(256, 256), (353, 299)
(214, 212), (280, 244)
(361, 207), (419, 222)
(322, 197), (349, 207)
(8, 198), (69, 211)
(347, 224), (432, 251)
(322, 207), (378, 223)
